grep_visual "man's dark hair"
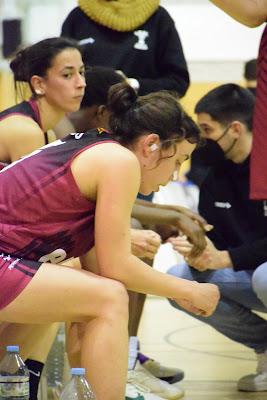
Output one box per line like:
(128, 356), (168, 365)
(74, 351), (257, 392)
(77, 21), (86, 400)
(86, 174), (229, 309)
(195, 83), (255, 131)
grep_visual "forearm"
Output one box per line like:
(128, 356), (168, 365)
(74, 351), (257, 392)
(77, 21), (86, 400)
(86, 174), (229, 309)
(132, 203), (180, 226)
(138, 75), (189, 98)
(210, 0), (267, 26)
(100, 253), (196, 300)
(215, 250), (233, 268)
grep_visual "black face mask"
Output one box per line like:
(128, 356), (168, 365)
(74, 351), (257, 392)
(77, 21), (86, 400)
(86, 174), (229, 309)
(187, 139), (226, 186)
(192, 139), (226, 168)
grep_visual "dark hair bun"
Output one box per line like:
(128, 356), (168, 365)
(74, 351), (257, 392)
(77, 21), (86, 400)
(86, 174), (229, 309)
(107, 82), (137, 115)
(10, 48), (29, 82)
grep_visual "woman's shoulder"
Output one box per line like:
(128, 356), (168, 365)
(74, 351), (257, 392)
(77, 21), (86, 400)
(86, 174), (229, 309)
(0, 112), (42, 135)
(79, 140), (139, 168)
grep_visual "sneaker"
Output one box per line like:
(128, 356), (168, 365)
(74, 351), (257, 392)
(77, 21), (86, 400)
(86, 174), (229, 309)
(139, 355), (184, 383)
(126, 383), (145, 400)
(238, 351), (267, 391)
(128, 362), (184, 399)
(125, 382), (164, 399)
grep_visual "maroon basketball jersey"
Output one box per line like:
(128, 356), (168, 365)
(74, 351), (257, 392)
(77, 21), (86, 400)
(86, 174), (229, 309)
(0, 129), (117, 263)
(250, 25), (267, 200)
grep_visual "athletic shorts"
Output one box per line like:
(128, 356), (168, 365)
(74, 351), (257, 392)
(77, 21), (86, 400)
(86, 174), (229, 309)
(0, 252), (41, 310)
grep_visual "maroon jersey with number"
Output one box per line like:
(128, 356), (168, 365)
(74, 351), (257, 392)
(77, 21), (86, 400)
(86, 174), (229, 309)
(250, 25), (267, 200)
(0, 129), (117, 309)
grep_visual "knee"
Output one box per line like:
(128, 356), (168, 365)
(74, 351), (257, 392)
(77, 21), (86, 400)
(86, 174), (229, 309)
(252, 262), (267, 305)
(100, 280), (129, 320)
(167, 263), (192, 280)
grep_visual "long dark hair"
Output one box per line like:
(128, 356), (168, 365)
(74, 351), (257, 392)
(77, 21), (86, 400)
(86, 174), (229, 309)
(10, 37), (82, 97)
(108, 82), (200, 148)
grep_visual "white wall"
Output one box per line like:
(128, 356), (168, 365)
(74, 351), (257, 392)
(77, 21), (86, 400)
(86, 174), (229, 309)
(0, 0), (264, 80)
(162, 0), (263, 61)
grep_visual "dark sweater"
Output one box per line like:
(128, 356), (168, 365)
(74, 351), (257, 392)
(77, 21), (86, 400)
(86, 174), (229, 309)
(199, 157), (267, 271)
(61, 6), (189, 96)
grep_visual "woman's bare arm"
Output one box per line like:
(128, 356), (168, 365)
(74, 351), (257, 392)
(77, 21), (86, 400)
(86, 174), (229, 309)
(73, 144), (220, 316)
(210, 0), (267, 27)
(0, 116), (46, 162)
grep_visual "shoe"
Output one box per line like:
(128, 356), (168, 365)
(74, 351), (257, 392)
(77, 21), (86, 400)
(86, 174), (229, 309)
(139, 355), (184, 383)
(238, 351), (267, 391)
(128, 362), (184, 399)
(125, 382), (164, 399)
(125, 383), (145, 400)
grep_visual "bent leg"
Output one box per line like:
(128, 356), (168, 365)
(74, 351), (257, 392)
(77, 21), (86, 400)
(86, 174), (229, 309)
(0, 322), (59, 362)
(168, 263), (267, 353)
(0, 263), (129, 400)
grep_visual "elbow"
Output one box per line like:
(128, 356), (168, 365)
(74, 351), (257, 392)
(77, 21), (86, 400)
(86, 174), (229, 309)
(242, 15), (266, 27)
(244, 21), (264, 27)
(99, 262), (127, 284)
(176, 74), (190, 99)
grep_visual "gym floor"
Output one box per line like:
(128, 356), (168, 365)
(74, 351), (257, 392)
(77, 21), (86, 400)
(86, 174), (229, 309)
(138, 293), (264, 400)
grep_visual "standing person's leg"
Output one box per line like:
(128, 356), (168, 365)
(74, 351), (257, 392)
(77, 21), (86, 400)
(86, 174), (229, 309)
(128, 219), (148, 337)
(0, 263), (129, 400)
(168, 263), (267, 353)
(128, 258), (151, 337)
(129, 219), (184, 384)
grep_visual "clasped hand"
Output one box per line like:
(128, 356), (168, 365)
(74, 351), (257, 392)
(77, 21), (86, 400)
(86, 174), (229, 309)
(168, 235), (224, 271)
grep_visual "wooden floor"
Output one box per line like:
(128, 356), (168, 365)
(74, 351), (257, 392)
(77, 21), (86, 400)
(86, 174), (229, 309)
(138, 295), (265, 400)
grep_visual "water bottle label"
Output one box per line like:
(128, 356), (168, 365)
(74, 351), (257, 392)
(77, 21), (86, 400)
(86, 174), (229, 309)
(0, 377), (29, 397)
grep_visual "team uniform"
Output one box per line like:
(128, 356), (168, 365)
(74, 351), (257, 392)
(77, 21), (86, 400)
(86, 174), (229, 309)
(0, 98), (49, 169)
(0, 129), (117, 309)
(250, 24), (267, 200)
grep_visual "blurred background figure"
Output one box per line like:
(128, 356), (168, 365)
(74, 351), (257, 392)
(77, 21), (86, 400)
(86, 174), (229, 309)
(244, 58), (257, 96)
(61, 0), (190, 97)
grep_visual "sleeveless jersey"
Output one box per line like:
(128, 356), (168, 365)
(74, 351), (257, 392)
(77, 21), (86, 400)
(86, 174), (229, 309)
(0, 98), (49, 169)
(0, 128), (118, 309)
(0, 129), (117, 263)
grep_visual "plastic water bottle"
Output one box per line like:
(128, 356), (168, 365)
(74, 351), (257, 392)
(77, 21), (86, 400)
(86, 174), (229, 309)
(0, 345), (29, 399)
(60, 368), (96, 399)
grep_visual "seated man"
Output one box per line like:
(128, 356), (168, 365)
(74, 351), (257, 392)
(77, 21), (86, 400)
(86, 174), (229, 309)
(167, 83), (267, 392)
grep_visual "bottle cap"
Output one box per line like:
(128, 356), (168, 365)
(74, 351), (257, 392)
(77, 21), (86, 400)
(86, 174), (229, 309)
(7, 345), (19, 352)
(70, 368), (85, 375)
(71, 368), (85, 376)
